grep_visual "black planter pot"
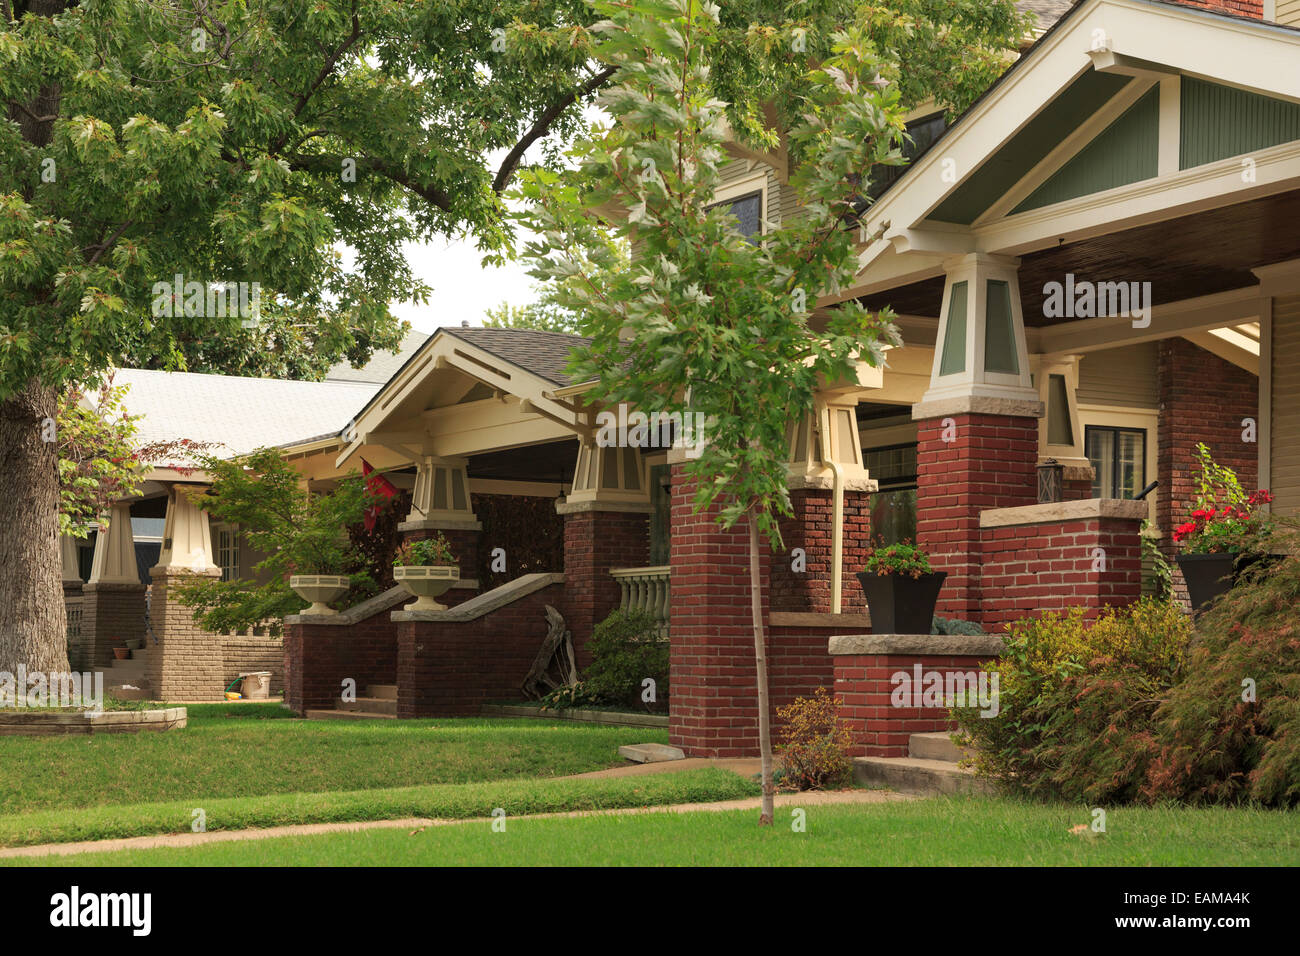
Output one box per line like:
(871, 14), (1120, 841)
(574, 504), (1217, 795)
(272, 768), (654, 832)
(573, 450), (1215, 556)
(856, 571), (947, 634)
(1175, 552), (1286, 614)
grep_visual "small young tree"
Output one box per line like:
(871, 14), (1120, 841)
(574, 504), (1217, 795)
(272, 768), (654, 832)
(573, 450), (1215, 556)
(515, 0), (916, 823)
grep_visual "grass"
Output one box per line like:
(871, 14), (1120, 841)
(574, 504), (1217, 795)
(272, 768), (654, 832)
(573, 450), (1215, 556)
(0, 703), (668, 817)
(0, 768), (758, 850)
(17, 795), (1297, 867)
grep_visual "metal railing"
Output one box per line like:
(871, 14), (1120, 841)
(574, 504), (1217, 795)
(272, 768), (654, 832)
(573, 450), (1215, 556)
(609, 565), (670, 640)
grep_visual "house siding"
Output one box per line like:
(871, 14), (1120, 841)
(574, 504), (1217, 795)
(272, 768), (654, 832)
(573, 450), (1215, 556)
(1272, 294), (1300, 516)
(1077, 342), (1160, 409)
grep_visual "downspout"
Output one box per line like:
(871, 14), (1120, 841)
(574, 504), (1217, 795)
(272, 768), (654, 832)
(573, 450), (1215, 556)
(819, 405), (845, 615)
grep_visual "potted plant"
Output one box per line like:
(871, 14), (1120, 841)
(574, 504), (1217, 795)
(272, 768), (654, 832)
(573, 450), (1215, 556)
(392, 534), (459, 611)
(1173, 443), (1279, 614)
(124, 637), (142, 651)
(856, 540), (946, 634)
(112, 639), (130, 661)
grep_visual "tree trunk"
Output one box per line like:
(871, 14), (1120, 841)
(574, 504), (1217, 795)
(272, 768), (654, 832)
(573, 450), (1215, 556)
(748, 511), (775, 825)
(0, 378), (69, 676)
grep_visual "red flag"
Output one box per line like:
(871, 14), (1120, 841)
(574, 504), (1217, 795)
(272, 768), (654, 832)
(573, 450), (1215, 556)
(361, 459), (398, 532)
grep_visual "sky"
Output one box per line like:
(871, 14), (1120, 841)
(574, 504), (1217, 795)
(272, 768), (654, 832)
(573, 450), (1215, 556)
(390, 234), (538, 335)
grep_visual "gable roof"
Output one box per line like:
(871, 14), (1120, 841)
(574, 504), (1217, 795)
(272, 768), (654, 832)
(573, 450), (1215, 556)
(325, 328), (430, 383)
(441, 327), (591, 386)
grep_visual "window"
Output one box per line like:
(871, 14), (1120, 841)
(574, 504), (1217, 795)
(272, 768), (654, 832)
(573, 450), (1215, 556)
(1086, 426), (1147, 499)
(864, 443), (918, 545)
(868, 112), (947, 200)
(709, 190), (763, 241)
(215, 526), (240, 582)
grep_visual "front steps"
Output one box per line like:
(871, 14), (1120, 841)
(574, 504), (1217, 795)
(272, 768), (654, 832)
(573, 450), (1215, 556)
(306, 684), (398, 720)
(854, 732), (996, 796)
(105, 647), (153, 701)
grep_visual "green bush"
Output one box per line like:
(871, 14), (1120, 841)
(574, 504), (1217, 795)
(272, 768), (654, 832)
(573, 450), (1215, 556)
(1142, 520), (1300, 806)
(581, 609), (668, 711)
(932, 615), (984, 635)
(953, 600), (1191, 803)
(775, 687), (853, 791)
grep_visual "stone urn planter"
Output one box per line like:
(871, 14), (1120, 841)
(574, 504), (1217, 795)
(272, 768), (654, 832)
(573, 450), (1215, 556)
(393, 565), (459, 612)
(1176, 552), (1285, 615)
(289, 574), (352, 616)
(856, 571), (947, 634)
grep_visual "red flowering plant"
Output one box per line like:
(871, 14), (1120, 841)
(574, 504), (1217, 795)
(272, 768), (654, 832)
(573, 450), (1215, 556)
(1172, 443), (1274, 554)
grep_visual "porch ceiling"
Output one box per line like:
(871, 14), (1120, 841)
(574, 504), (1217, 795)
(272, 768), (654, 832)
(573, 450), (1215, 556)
(467, 439), (579, 484)
(859, 187), (1300, 326)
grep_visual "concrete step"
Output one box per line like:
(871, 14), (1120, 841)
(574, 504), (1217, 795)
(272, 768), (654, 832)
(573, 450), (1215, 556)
(908, 732), (966, 763)
(305, 709), (396, 721)
(854, 756), (995, 797)
(339, 697), (397, 715)
(367, 684), (398, 700)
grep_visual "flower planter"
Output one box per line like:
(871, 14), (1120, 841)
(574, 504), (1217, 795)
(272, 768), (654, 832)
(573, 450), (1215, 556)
(393, 565), (459, 612)
(124, 638), (142, 651)
(289, 574), (352, 616)
(856, 571), (947, 634)
(112, 647), (130, 661)
(1176, 552), (1286, 615)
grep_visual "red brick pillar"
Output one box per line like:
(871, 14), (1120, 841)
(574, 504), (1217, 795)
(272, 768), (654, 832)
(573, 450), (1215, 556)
(771, 488), (873, 614)
(915, 408), (1040, 623)
(558, 503), (650, 664)
(667, 463), (771, 758)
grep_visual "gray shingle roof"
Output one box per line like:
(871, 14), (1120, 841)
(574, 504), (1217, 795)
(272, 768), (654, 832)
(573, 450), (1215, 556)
(442, 327), (591, 386)
(325, 328), (430, 383)
(1016, 0), (1075, 30)
(111, 368), (380, 464)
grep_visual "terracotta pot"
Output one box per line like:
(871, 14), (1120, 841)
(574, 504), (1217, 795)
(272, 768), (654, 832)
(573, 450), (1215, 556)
(393, 565), (460, 612)
(856, 571), (947, 634)
(289, 574), (352, 616)
(113, 647), (130, 660)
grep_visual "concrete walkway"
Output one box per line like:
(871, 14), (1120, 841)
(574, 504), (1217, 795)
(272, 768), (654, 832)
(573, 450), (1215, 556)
(0, 759), (913, 860)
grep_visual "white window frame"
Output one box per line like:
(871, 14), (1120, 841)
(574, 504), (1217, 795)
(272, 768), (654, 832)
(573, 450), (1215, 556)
(708, 169), (770, 236)
(213, 522), (240, 582)
(1078, 404), (1159, 526)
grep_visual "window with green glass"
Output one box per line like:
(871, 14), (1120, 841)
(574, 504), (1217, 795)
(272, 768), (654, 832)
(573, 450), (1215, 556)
(983, 279), (1019, 375)
(939, 281), (968, 376)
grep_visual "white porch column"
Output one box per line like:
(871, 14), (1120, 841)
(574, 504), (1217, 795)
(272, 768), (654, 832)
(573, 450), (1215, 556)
(88, 502), (140, 585)
(1031, 353), (1094, 486)
(61, 534), (83, 585)
(406, 456), (479, 525)
(152, 485), (219, 574)
(918, 253), (1041, 412)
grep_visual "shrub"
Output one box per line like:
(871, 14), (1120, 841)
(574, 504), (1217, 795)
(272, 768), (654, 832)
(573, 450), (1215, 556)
(394, 534), (456, 566)
(953, 600), (1191, 803)
(538, 681), (597, 712)
(933, 615), (984, 636)
(775, 687), (854, 791)
(580, 610), (668, 711)
(1142, 520), (1300, 806)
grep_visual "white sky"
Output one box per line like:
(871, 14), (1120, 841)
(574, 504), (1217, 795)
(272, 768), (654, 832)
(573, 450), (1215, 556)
(391, 235), (538, 334)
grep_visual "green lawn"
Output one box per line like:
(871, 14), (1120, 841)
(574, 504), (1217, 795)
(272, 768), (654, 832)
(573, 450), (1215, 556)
(21, 796), (1296, 867)
(0, 703), (667, 817)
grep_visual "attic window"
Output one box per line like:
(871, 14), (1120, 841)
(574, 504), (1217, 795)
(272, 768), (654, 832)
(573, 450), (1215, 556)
(710, 190), (763, 240)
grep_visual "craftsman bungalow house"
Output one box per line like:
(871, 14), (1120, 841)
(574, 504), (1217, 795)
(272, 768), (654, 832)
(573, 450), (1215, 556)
(70, 0), (1300, 759)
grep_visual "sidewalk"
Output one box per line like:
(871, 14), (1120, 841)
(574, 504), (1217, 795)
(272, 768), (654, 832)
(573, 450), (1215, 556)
(0, 759), (912, 860)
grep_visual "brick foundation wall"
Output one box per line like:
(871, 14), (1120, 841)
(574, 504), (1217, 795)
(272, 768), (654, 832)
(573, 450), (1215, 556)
(771, 489), (872, 613)
(916, 413), (1039, 620)
(978, 517), (1143, 630)
(833, 653), (998, 757)
(561, 507), (649, 666)
(1157, 339), (1259, 605)
(395, 582), (565, 717)
(79, 583), (146, 672)
(283, 605), (398, 713)
(221, 637), (285, 696)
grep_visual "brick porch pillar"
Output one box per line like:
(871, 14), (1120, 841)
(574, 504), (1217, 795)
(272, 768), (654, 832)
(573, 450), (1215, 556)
(914, 253), (1043, 625)
(557, 502), (650, 665)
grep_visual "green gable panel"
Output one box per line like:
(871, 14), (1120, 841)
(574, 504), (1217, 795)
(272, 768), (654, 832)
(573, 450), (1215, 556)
(983, 280), (1019, 375)
(939, 281), (968, 376)
(929, 72), (1132, 225)
(1013, 86), (1160, 214)
(1180, 77), (1300, 170)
